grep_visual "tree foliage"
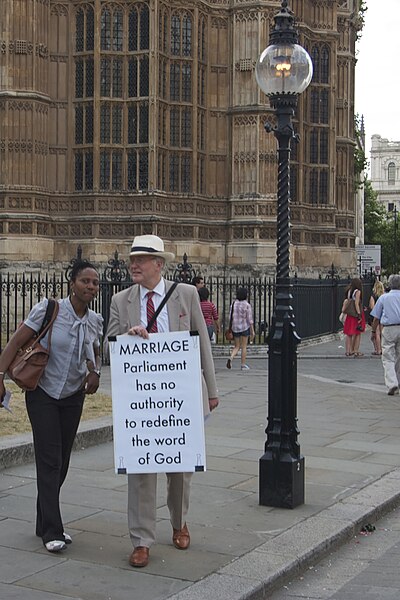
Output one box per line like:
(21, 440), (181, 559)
(364, 180), (398, 275)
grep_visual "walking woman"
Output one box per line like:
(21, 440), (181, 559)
(226, 287), (255, 370)
(368, 280), (385, 355)
(0, 260), (103, 552)
(342, 278), (365, 357)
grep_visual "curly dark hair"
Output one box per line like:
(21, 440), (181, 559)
(70, 260), (98, 282)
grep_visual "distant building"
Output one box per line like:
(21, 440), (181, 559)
(370, 134), (400, 213)
(0, 0), (361, 275)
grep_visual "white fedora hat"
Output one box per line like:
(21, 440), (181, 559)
(129, 234), (175, 262)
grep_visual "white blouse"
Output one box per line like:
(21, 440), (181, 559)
(25, 297), (103, 399)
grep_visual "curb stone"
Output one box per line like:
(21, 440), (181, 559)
(0, 415), (113, 470)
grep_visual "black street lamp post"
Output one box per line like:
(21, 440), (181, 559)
(255, 0), (313, 508)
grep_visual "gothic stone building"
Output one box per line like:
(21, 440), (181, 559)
(0, 0), (359, 275)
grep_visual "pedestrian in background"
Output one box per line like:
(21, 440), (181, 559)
(368, 280), (384, 355)
(192, 276), (204, 290)
(370, 273), (400, 395)
(0, 260), (103, 553)
(226, 287), (255, 371)
(342, 278), (365, 357)
(198, 286), (219, 341)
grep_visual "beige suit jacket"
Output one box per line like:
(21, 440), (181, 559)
(106, 279), (218, 415)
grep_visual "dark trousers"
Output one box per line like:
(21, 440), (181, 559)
(25, 386), (85, 544)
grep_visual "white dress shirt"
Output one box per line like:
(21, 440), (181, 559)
(139, 278), (170, 333)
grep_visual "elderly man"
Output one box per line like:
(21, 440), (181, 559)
(370, 274), (400, 395)
(106, 235), (219, 568)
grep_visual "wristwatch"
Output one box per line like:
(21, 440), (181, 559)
(92, 369), (101, 377)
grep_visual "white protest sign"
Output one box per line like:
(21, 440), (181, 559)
(109, 331), (206, 474)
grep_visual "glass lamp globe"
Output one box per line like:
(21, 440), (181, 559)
(256, 43), (313, 96)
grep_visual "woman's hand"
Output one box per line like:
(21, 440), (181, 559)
(0, 379), (6, 406)
(84, 371), (100, 394)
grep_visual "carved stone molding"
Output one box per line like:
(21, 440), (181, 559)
(234, 11), (259, 22)
(8, 197), (33, 210)
(235, 59), (255, 71)
(49, 147), (67, 155)
(8, 221), (34, 234)
(35, 197), (49, 211)
(156, 199), (194, 214)
(55, 223), (93, 237)
(50, 54), (68, 62)
(8, 141), (34, 153)
(210, 65), (227, 73)
(259, 226), (275, 239)
(199, 225), (224, 240)
(234, 203), (256, 216)
(233, 115), (257, 126)
(51, 3), (68, 16)
(234, 151), (257, 163)
(292, 230), (301, 243)
(196, 202), (226, 217)
(211, 18), (228, 29)
(8, 101), (34, 111)
(259, 152), (277, 163)
(258, 204), (276, 217)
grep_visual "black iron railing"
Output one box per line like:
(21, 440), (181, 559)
(0, 271), (374, 361)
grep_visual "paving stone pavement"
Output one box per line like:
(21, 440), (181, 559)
(269, 505), (400, 599)
(1, 333), (400, 600)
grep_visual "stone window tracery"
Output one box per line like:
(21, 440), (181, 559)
(311, 44), (330, 84)
(76, 6), (94, 52)
(101, 7), (123, 51)
(129, 5), (149, 51)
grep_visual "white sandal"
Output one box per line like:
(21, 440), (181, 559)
(45, 540), (66, 552)
(63, 532), (72, 544)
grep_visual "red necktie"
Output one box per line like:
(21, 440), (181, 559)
(146, 291), (158, 333)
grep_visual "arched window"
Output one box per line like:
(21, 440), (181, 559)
(311, 46), (319, 82)
(100, 7), (123, 51)
(388, 162), (396, 184)
(320, 45), (330, 83)
(310, 45), (329, 84)
(76, 7), (94, 52)
(101, 9), (112, 50)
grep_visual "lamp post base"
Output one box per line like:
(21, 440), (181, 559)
(259, 453), (305, 508)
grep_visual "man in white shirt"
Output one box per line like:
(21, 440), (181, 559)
(371, 274), (400, 395)
(106, 235), (218, 567)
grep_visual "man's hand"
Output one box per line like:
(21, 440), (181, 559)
(128, 326), (149, 339)
(209, 397), (219, 411)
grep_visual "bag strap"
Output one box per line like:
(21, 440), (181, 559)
(146, 282), (178, 333)
(228, 301), (235, 330)
(33, 299), (59, 346)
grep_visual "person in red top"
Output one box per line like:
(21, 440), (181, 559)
(198, 287), (219, 341)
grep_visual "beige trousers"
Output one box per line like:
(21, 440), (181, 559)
(381, 325), (400, 390)
(128, 472), (192, 548)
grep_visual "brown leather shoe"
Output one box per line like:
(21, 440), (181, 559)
(129, 546), (149, 567)
(172, 523), (190, 550)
